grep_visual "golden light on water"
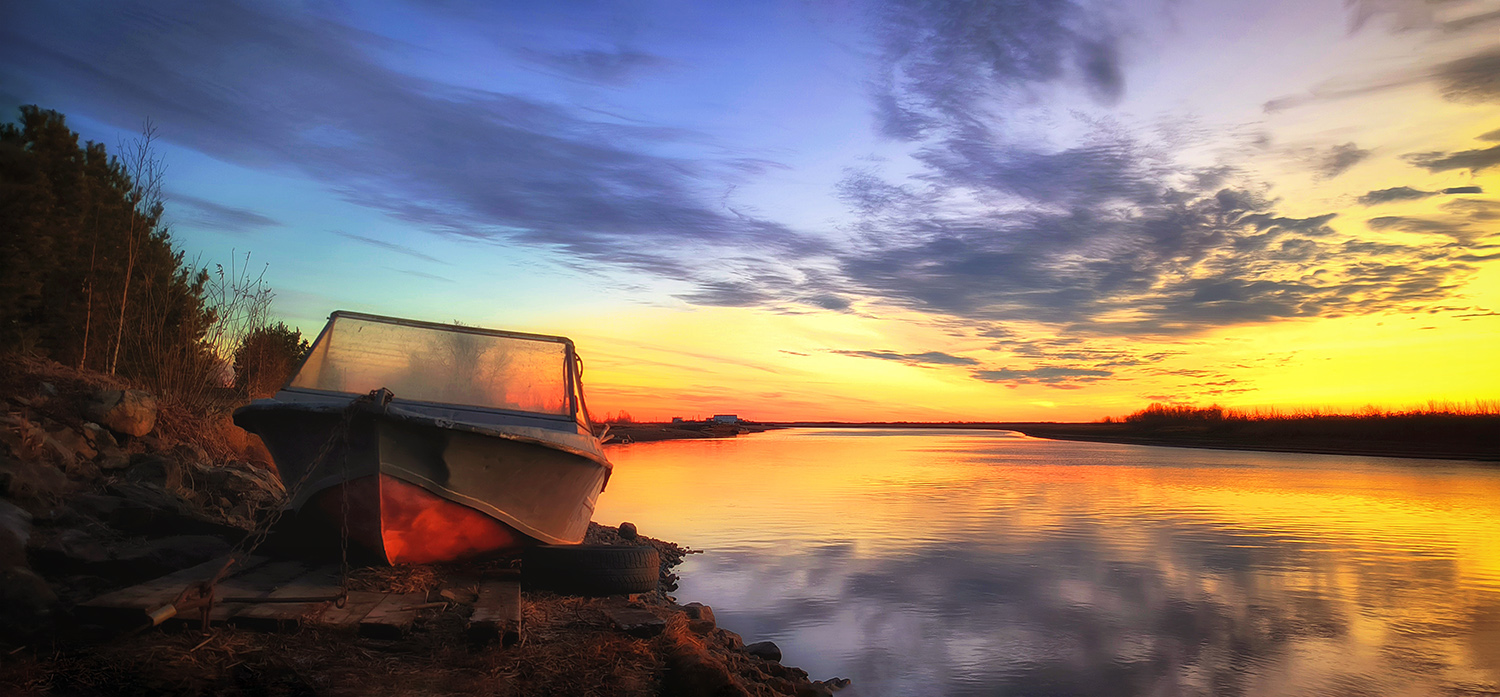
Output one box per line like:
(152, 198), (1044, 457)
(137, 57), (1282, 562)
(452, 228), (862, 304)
(595, 430), (1500, 691)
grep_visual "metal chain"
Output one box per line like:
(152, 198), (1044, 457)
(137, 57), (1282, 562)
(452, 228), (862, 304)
(229, 389), (390, 580)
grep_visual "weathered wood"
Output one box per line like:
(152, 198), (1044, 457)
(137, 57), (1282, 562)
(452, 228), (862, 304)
(179, 560), (310, 628)
(76, 555), (271, 627)
(230, 565), (341, 632)
(467, 579), (521, 646)
(311, 591), (386, 630)
(358, 592), (427, 639)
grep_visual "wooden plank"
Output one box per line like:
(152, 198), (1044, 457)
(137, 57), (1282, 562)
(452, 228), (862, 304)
(230, 565), (342, 632)
(358, 592), (427, 639)
(312, 591), (387, 630)
(177, 560), (310, 629)
(467, 579), (521, 646)
(76, 555), (271, 627)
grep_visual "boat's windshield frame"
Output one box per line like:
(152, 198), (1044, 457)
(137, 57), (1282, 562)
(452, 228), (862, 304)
(280, 310), (584, 421)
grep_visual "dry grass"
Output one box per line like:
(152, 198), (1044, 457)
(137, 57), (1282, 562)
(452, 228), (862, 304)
(346, 564), (444, 595)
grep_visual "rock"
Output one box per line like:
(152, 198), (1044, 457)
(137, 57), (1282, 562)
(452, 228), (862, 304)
(663, 627), (750, 697)
(605, 607), (667, 638)
(0, 565), (59, 636)
(715, 628), (744, 650)
(127, 453), (183, 489)
(88, 389), (158, 437)
(0, 500), (32, 568)
(95, 483), (245, 539)
(111, 535), (231, 581)
(796, 684), (834, 697)
(618, 521), (638, 540)
(171, 442), (210, 468)
(745, 641), (782, 662)
(0, 454), (70, 500)
(97, 449), (130, 471)
(80, 422), (117, 449)
(46, 425), (97, 462)
(0, 501), (55, 636)
(28, 528), (113, 570)
(823, 677), (852, 691)
(684, 602), (715, 624)
(684, 602), (717, 634)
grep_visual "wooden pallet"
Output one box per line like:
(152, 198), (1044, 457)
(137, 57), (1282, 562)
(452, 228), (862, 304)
(76, 556), (524, 641)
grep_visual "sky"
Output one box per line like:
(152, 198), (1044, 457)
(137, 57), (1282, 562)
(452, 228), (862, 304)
(2, 0), (1497, 422)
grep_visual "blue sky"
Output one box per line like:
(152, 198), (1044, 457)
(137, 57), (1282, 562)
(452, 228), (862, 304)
(3, 0), (1497, 419)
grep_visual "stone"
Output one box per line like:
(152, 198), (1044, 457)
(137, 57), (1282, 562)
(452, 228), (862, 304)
(745, 641), (782, 662)
(0, 501), (55, 636)
(663, 630), (750, 697)
(0, 565), (58, 636)
(111, 535), (231, 581)
(28, 527), (113, 571)
(684, 602), (717, 634)
(80, 422), (117, 449)
(618, 521), (638, 540)
(0, 500), (32, 568)
(823, 677), (852, 691)
(604, 607), (667, 638)
(127, 453), (183, 490)
(46, 425), (97, 461)
(88, 389), (158, 437)
(715, 628), (744, 650)
(0, 454), (70, 500)
(171, 442), (209, 468)
(796, 684), (834, 697)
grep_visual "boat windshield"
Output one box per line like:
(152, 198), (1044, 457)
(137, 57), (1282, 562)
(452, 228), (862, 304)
(288, 314), (571, 416)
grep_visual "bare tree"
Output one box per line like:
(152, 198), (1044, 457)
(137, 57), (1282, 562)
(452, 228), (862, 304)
(109, 118), (166, 375)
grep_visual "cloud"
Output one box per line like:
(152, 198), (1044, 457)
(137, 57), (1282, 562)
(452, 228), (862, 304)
(1358, 186), (1432, 205)
(869, 0), (1128, 141)
(519, 47), (669, 85)
(168, 192), (281, 233)
(1436, 47), (1500, 103)
(332, 231), (445, 264)
(1358, 185), (1484, 205)
(831, 349), (979, 367)
(1406, 143), (1500, 173)
(1316, 142), (1370, 178)
(0, 0), (812, 301)
(973, 366), (1113, 387)
(1264, 47), (1500, 113)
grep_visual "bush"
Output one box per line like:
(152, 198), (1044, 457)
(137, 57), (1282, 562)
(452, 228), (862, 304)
(233, 323), (310, 398)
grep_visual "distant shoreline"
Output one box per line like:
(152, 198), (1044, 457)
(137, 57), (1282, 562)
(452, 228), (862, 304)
(608, 421), (1498, 463)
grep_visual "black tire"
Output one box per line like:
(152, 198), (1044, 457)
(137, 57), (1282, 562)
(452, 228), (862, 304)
(524, 545), (660, 596)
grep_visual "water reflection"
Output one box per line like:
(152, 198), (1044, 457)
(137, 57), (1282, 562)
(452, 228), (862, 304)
(594, 429), (1500, 696)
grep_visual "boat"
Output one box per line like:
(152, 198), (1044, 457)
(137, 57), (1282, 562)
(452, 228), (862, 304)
(233, 311), (612, 565)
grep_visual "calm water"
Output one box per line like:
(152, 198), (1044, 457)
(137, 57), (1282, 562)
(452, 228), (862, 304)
(593, 428), (1500, 697)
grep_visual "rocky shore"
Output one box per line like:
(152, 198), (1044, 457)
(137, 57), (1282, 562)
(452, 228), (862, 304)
(0, 356), (846, 696)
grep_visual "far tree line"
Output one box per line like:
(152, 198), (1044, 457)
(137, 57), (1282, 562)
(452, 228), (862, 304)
(0, 105), (307, 402)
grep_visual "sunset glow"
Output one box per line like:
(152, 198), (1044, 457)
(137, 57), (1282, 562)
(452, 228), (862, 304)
(4, 0), (1495, 421)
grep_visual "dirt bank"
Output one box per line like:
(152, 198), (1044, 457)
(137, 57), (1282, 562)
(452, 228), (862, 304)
(0, 355), (846, 696)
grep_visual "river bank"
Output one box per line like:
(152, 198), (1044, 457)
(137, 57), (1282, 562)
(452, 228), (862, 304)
(763, 421), (1499, 462)
(607, 422), (782, 444)
(0, 355), (844, 696)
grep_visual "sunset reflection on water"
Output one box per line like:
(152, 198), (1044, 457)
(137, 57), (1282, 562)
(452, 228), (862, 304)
(594, 428), (1500, 697)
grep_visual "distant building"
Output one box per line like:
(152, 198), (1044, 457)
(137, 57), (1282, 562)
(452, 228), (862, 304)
(712, 414), (739, 424)
(671, 417), (684, 424)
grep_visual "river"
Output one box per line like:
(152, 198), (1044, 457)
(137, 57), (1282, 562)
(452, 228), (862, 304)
(593, 428), (1500, 697)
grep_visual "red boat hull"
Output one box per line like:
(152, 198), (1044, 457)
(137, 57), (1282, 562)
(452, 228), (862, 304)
(310, 473), (527, 564)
